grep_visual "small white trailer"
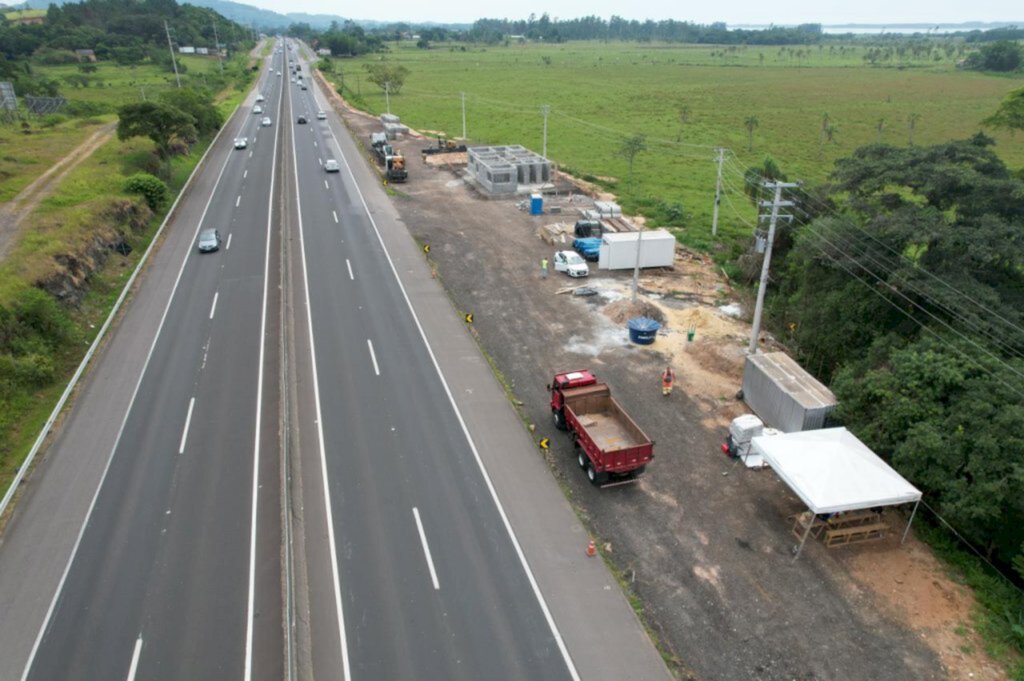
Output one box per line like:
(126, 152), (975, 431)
(598, 230), (676, 270)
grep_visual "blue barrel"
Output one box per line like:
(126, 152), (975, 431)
(530, 193), (543, 215)
(627, 317), (661, 345)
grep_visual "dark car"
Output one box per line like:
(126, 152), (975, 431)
(297, 115), (307, 124)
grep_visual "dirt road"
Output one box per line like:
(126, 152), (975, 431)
(0, 122), (116, 261)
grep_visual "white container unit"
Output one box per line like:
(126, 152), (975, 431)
(598, 230), (676, 270)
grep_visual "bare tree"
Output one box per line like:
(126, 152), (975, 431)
(907, 112), (922, 145)
(744, 115), (759, 151)
(875, 117), (886, 144)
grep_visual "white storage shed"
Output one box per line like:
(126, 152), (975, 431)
(598, 230), (676, 270)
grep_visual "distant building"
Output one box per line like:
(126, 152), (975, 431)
(316, 48), (331, 56)
(74, 49), (96, 62)
(196, 47), (209, 55)
(178, 46), (196, 54)
(9, 15), (44, 26)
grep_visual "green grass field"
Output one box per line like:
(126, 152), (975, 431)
(2, 8), (45, 20)
(325, 41), (1024, 251)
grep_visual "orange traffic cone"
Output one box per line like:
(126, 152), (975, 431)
(586, 540), (597, 557)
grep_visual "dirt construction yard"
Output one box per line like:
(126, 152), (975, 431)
(327, 82), (1008, 681)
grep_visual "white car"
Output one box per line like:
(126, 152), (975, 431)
(553, 250), (590, 277)
(324, 159), (340, 173)
(261, 117), (272, 127)
(253, 105), (263, 114)
(233, 137), (248, 149)
(256, 94), (265, 102)
(276, 70), (282, 76)
(290, 77), (295, 83)
(316, 111), (326, 120)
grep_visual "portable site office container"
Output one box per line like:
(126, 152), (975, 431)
(598, 230), (676, 270)
(742, 352), (837, 433)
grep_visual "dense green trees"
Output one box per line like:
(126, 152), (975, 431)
(770, 135), (1024, 569)
(965, 40), (1024, 72)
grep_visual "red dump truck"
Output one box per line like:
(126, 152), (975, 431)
(549, 369), (654, 486)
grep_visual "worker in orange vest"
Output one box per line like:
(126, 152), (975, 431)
(661, 366), (675, 396)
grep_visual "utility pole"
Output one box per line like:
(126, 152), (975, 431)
(631, 230), (644, 303)
(212, 19), (223, 73)
(711, 147), (725, 237)
(541, 105), (551, 158)
(461, 91), (466, 141)
(164, 20), (181, 88)
(384, 81), (391, 115)
(748, 181), (798, 354)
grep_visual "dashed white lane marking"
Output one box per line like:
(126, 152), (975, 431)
(226, 233), (233, 250)
(209, 291), (219, 320)
(243, 169), (248, 179)
(125, 636), (143, 681)
(346, 259), (353, 280)
(332, 210), (338, 224)
(236, 195), (241, 208)
(413, 508), (440, 590)
(179, 397), (195, 454)
(367, 339), (380, 376)
(324, 179), (329, 190)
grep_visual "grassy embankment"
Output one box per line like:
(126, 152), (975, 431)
(0, 47), (260, 509)
(322, 40), (1024, 675)
(324, 41), (1023, 258)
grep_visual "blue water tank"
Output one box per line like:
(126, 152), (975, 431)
(627, 317), (661, 345)
(530, 193), (543, 215)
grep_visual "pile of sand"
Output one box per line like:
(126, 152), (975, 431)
(603, 299), (666, 325)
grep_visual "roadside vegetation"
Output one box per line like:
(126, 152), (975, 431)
(0, 0), (257, 513)
(316, 26), (1024, 673)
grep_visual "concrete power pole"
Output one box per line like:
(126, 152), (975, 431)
(212, 20), (223, 73)
(747, 181), (798, 354)
(711, 147), (725, 237)
(164, 20), (181, 88)
(541, 104), (551, 159)
(385, 81), (391, 115)
(461, 91), (466, 141)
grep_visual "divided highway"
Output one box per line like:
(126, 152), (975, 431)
(0, 39), (671, 681)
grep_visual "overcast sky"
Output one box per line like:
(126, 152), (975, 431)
(249, 0), (1021, 25)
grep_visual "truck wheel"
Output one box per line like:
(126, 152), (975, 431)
(577, 451), (587, 469)
(552, 409), (566, 430)
(586, 462), (607, 486)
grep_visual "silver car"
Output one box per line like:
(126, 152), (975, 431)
(324, 159), (340, 173)
(253, 105), (263, 114)
(261, 117), (272, 127)
(197, 228), (221, 252)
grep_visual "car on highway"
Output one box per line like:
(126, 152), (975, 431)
(316, 111), (326, 120)
(256, 94), (265, 102)
(253, 105), (263, 114)
(261, 117), (272, 127)
(300, 83), (307, 90)
(276, 70), (282, 76)
(233, 137), (248, 149)
(324, 159), (340, 173)
(290, 77), (295, 83)
(553, 250), (590, 277)
(297, 115), (307, 124)
(197, 228), (221, 253)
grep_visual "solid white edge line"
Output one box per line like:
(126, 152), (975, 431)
(226, 233), (233, 251)
(209, 291), (219, 320)
(332, 210), (338, 224)
(412, 507), (440, 590)
(243, 49), (284, 681)
(290, 65), (351, 681)
(125, 636), (143, 681)
(366, 339), (380, 376)
(322, 76), (581, 680)
(345, 259), (353, 280)
(178, 397), (195, 454)
(17, 62), (248, 681)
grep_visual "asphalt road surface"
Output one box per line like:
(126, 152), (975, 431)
(18, 47), (288, 681)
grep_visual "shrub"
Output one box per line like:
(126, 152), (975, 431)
(123, 173), (169, 211)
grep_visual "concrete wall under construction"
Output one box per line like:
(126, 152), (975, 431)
(467, 145), (552, 194)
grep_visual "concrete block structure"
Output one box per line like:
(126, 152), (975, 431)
(467, 145), (552, 195)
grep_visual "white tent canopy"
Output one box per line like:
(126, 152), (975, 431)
(752, 427), (921, 515)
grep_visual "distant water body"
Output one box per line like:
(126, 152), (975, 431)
(735, 24), (1010, 35)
